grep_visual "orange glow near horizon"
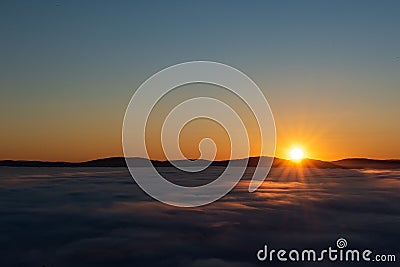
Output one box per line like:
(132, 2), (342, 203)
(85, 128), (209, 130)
(1, 81), (400, 163)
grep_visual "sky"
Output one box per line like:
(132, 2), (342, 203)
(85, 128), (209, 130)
(1, 0), (400, 162)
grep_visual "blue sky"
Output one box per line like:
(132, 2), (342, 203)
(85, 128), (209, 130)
(1, 0), (399, 161)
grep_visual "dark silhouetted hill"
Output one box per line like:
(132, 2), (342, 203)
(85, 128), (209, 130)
(333, 158), (400, 169)
(1, 157), (399, 169)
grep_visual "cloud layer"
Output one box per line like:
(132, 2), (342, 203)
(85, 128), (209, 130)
(0, 167), (399, 266)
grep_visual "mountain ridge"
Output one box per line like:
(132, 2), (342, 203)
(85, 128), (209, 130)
(1, 157), (400, 169)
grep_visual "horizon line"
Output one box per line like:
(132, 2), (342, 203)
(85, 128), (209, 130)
(1, 155), (400, 164)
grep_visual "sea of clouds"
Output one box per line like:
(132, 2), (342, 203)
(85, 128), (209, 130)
(0, 167), (399, 266)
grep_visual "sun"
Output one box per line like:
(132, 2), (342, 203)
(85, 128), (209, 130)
(290, 147), (304, 161)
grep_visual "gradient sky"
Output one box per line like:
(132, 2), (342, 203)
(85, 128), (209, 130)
(1, 0), (400, 162)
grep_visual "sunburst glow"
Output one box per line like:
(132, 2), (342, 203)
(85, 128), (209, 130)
(290, 148), (304, 161)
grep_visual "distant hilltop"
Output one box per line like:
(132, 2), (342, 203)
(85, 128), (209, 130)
(1, 157), (400, 169)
